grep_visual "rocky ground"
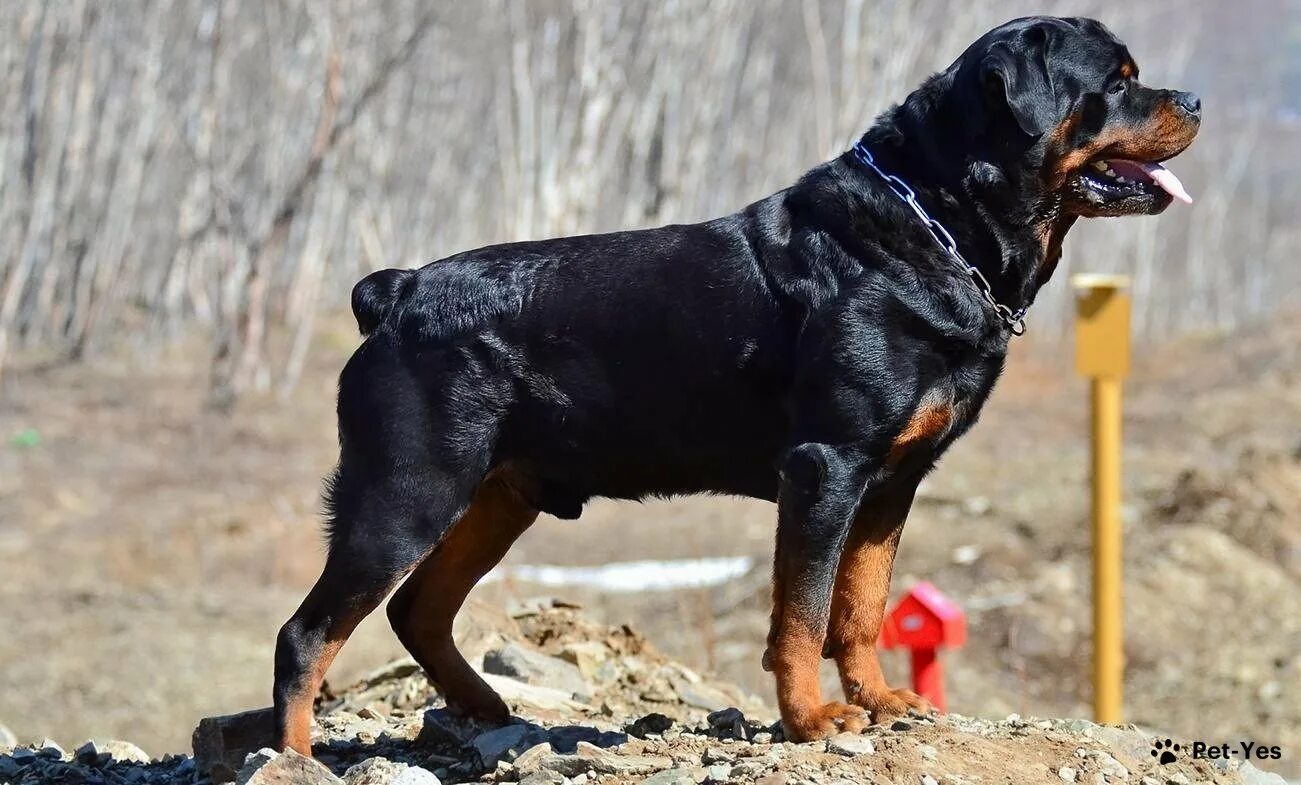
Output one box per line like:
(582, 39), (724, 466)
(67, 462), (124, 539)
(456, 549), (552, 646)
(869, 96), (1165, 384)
(0, 602), (1289, 785)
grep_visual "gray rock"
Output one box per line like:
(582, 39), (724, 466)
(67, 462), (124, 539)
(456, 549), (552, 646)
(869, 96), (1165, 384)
(918, 743), (937, 761)
(415, 710), (475, 748)
(73, 739), (152, 766)
(825, 733), (874, 757)
(239, 748), (343, 785)
(0, 756), (22, 780)
(557, 641), (611, 680)
(627, 713), (675, 739)
(1237, 762), (1288, 785)
(37, 738), (65, 759)
(544, 725), (625, 753)
(342, 757), (441, 785)
(701, 746), (735, 765)
(511, 742), (555, 776)
(1079, 749), (1127, 779)
(731, 760), (769, 778)
(539, 741), (671, 777)
(921, 775), (939, 785)
(1058, 766), (1078, 782)
(672, 680), (733, 712)
(74, 740), (111, 767)
(706, 763), (732, 782)
(472, 724), (534, 767)
(237, 749), (281, 784)
(707, 708), (748, 740)
(643, 768), (697, 785)
(483, 644), (590, 699)
(103, 739), (152, 763)
(193, 707), (276, 783)
(480, 673), (585, 711)
(1084, 725), (1149, 760)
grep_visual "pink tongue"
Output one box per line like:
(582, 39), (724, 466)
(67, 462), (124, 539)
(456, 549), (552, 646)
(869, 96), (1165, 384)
(1141, 162), (1193, 204)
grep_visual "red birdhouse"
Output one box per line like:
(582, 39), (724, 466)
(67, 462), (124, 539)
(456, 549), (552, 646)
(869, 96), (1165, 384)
(878, 581), (966, 712)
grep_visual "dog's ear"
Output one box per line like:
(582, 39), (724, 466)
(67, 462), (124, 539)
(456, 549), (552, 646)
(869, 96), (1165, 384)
(981, 27), (1057, 137)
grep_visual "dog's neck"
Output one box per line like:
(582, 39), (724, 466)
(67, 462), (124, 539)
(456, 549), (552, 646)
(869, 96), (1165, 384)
(856, 80), (1074, 318)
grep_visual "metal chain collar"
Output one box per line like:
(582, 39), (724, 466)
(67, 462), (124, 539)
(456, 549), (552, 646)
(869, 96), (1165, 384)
(850, 141), (1027, 335)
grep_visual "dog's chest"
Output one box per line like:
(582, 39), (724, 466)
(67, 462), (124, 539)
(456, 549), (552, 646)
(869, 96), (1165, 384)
(891, 360), (1000, 465)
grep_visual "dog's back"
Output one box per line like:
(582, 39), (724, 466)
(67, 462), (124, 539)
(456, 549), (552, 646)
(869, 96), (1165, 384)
(343, 211), (802, 506)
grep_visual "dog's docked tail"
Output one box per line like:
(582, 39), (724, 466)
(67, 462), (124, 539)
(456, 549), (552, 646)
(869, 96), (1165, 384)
(351, 268), (415, 336)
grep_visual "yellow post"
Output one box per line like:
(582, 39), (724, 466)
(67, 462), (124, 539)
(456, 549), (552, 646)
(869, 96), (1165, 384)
(1072, 274), (1131, 725)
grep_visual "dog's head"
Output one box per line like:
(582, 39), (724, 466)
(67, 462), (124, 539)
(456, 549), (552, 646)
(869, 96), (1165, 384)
(952, 16), (1200, 218)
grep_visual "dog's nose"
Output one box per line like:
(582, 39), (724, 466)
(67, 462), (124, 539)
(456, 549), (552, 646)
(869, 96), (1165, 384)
(1172, 91), (1201, 119)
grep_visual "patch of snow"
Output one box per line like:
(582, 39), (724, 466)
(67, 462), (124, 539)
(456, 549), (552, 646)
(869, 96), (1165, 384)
(485, 556), (754, 592)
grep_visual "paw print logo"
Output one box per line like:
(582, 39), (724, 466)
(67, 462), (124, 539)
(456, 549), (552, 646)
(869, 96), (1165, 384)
(1151, 738), (1181, 765)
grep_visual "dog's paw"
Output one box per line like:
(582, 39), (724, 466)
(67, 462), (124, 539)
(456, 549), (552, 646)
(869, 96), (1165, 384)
(850, 686), (933, 724)
(443, 687), (510, 724)
(781, 701), (868, 742)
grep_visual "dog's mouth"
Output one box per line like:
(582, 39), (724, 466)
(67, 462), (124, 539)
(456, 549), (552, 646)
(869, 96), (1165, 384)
(1066, 155), (1192, 217)
(1081, 158), (1192, 204)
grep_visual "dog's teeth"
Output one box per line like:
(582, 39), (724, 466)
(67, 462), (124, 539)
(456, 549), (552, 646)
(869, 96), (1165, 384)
(1116, 176), (1130, 183)
(1105, 168), (1117, 177)
(1092, 161), (1108, 172)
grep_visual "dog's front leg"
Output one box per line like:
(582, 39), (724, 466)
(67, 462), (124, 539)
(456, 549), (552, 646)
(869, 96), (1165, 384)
(766, 441), (873, 741)
(825, 480), (933, 722)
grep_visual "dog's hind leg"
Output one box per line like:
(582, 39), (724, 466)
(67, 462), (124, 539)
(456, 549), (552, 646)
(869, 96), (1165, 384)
(271, 463), (483, 755)
(386, 470), (538, 721)
(272, 345), (498, 756)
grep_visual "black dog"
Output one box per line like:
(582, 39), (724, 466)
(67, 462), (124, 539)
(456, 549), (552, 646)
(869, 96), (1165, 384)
(273, 16), (1199, 751)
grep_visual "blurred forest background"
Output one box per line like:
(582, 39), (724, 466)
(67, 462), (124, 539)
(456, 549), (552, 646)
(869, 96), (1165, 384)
(1, 0), (1299, 773)
(0, 0), (1298, 404)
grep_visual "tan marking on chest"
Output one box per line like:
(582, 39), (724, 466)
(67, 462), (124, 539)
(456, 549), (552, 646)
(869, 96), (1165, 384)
(888, 399), (955, 465)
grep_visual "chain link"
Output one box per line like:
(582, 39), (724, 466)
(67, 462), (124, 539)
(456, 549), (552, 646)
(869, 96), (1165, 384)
(850, 142), (1027, 335)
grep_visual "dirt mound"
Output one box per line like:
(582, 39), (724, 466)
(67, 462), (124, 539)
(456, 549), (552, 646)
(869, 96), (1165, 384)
(1, 601), (1287, 785)
(1149, 447), (1301, 577)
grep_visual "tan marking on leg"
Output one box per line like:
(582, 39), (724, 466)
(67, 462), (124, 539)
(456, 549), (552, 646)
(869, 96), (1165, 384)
(771, 598), (867, 741)
(389, 472), (537, 720)
(827, 491), (932, 723)
(828, 526), (897, 701)
(281, 611), (363, 755)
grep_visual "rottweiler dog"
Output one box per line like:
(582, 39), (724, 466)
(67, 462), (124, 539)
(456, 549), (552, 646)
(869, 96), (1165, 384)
(273, 16), (1199, 751)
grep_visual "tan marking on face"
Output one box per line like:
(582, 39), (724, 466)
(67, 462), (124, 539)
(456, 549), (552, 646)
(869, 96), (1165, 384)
(1043, 100), (1197, 190)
